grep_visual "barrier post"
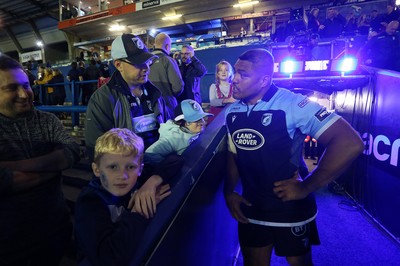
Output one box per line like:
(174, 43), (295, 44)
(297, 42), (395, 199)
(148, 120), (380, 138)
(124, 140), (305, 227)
(71, 81), (80, 127)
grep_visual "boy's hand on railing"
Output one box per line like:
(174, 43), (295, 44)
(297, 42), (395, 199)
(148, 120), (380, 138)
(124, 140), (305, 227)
(129, 175), (164, 219)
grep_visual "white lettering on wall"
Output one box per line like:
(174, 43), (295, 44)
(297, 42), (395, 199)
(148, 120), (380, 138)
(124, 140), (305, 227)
(362, 133), (399, 167)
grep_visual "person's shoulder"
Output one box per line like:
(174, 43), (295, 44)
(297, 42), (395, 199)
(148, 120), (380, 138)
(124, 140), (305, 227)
(225, 100), (243, 113)
(75, 184), (106, 211)
(144, 81), (162, 97)
(158, 120), (181, 135)
(34, 109), (60, 120)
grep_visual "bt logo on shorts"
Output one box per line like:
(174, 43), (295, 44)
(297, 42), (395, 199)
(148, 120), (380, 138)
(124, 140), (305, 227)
(291, 225), (307, 236)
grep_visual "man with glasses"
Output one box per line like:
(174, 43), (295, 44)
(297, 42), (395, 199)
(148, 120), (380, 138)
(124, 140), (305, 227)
(85, 33), (180, 219)
(176, 44), (207, 105)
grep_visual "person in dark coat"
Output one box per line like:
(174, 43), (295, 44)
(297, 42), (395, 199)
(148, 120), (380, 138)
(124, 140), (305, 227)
(82, 59), (102, 105)
(48, 68), (66, 106)
(176, 45), (207, 105)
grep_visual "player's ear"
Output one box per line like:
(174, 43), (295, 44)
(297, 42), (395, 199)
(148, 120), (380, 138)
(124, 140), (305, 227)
(261, 75), (271, 87)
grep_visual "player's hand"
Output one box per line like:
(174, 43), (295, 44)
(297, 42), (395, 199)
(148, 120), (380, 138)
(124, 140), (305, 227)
(224, 191), (251, 223)
(273, 172), (308, 201)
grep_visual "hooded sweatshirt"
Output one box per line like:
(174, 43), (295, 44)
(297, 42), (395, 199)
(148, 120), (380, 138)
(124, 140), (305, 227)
(144, 120), (199, 163)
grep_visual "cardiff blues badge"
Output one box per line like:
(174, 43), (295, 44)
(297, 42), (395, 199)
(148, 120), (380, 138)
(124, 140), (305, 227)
(261, 113), (272, 126)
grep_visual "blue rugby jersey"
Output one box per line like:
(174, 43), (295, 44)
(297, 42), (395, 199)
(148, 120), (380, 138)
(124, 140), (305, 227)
(225, 84), (340, 226)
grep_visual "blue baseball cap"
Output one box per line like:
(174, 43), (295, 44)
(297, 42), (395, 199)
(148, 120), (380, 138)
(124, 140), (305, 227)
(174, 100), (213, 122)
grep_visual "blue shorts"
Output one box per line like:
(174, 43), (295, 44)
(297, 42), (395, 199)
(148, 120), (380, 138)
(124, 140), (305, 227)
(238, 220), (320, 257)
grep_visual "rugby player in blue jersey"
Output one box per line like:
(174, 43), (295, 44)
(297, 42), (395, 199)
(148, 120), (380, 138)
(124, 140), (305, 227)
(223, 49), (364, 266)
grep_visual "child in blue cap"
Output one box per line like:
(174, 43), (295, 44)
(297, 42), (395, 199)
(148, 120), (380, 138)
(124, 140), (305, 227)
(145, 99), (213, 163)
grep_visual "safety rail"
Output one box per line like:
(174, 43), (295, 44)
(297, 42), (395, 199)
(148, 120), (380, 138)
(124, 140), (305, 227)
(33, 80), (97, 126)
(128, 110), (236, 265)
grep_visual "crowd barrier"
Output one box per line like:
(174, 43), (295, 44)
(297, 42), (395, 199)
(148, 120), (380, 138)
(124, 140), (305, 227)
(129, 110), (238, 265)
(34, 80), (97, 126)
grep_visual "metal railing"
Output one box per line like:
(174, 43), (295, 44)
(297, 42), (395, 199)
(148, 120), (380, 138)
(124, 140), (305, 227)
(34, 80), (98, 126)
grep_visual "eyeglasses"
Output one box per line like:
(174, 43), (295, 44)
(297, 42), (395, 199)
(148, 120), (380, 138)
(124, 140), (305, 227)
(180, 52), (191, 56)
(119, 59), (153, 68)
(187, 118), (205, 125)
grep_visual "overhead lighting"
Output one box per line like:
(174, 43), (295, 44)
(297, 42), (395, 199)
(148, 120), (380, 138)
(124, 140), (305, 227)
(36, 41), (43, 47)
(109, 25), (126, 31)
(233, 1), (259, 8)
(162, 14), (182, 20)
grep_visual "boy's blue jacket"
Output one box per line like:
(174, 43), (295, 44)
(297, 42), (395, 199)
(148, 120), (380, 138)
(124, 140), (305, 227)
(75, 177), (147, 266)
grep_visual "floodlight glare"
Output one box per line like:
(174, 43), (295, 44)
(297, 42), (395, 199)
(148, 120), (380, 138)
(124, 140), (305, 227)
(339, 57), (357, 72)
(280, 59), (304, 74)
(330, 57), (358, 73)
(281, 60), (295, 74)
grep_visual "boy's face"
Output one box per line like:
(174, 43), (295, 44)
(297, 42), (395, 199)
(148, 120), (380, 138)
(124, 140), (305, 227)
(92, 153), (143, 197)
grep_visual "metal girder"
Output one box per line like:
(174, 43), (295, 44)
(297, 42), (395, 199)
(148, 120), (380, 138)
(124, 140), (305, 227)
(4, 26), (23, 52)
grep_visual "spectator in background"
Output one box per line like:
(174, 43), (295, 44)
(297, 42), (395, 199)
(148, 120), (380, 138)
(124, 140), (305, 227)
(82, 59), (102, 105)
(79, 49), (85, 62)
(35, 67), (54, 105)
(25, 68), (39, 103)
(67, 61), (83, 105)
(319, 7), (346, 38)
(369, 9), (382, 33)
(35, 64), (46, 103)
(357, 14), (371, 35)
(0, 54), (80, 266)
(48, 68), (66, 106)
(97, 60), (111, 88)
(208, 60), (235, 123)
(149, 32), (184, 118)
(343, 11), (357, 34)
(78, 60), (86, 75)
(209, 60), (235, 107)
(382, 2), (400, 26)
(304, 135), (317, 160)
(176, 45), (207, 105)
(89, 46), (100, 61)
(97, 60), (110, 78)
(358, 20), (400, 71)
(307, 8), (321, 34)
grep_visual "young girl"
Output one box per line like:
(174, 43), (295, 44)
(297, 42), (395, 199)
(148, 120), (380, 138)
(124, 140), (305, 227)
(208, 60), (235, 123)
(145, 99), (213, 164)
(209, 60), (235, 107)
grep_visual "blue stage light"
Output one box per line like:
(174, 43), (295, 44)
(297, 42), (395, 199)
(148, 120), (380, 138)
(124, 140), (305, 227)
(330, 57), (358, 73)
(280, 59), (303, 74)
